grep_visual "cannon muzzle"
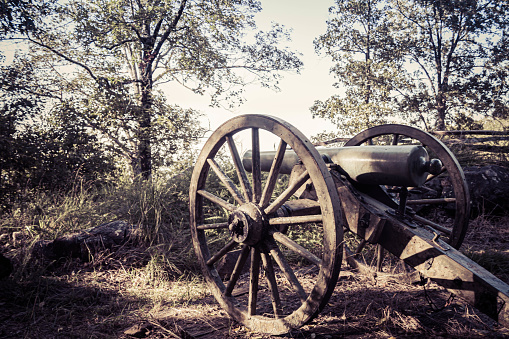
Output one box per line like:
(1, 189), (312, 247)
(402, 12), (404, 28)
(242, 145), (442, 187)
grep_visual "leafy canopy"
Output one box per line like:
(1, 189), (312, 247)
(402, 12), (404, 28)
(313, 0), (509, 135)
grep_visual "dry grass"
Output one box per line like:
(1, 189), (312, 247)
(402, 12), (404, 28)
(461, 214), (509, 284)
(2, 226), (509, 339)
(0, 240), (211, 339)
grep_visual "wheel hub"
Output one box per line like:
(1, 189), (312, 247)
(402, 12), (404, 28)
(228, 202), (266, 245)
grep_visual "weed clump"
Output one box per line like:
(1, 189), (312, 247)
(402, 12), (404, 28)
(0, 164), (202, 282)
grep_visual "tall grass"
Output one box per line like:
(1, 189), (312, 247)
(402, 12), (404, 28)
(0, 163), (202, 279)
(2, 181), (116, 240)
(2, 173), (190, 237)
(0, 164), (217, 337)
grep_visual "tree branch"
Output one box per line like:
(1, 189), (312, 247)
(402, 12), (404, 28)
(28, 36), (99, 82)
(98, 38), (138, 50)
(152, 0), (187, 58)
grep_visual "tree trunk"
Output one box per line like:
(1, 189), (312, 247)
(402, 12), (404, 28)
(138, 87), (152, 180)
(138, 45), (154, 180)
(436, 87), (446, 130)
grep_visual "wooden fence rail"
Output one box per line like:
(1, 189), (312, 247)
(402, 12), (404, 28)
(316, 128), (509, 165)
(431, 130), (509, 156)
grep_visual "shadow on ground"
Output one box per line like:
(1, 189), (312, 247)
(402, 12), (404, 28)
(1, 260), (508, 338)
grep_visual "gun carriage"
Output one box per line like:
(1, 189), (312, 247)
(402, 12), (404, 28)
(189, 114), (508, 335)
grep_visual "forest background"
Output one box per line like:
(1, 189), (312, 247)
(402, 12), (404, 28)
(2, 0), (508, 192)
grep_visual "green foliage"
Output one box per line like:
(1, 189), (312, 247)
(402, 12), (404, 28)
(312, 0), (408, 135)
(3, 181), (116, 239)
(1, 164), (199, 274)
(313, 0), (509, 134)
(110, 170), (192, 246)
(54, 80), (206, 174)
(0, 123), (103, 206)
(0, 64), (115, 212)
(285, 223), (324, 266)
(389, 0), (509, 130)
(0, 0), (36, 36)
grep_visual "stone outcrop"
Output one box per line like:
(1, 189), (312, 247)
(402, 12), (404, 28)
(463, 165), (509, 215)
(412, 164), (509, 217)
(34, 220), (137, 261)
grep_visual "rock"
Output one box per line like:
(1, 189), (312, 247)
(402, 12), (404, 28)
(412, 165), (509, 217)
(35, 220), (137, 261)
(124, 322), (153, 338)
(463, 165), (509, 216)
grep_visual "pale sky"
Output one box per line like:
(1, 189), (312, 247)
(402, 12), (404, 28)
(162, 0), (340, 150)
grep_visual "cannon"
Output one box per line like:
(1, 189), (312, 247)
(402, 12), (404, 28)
(189, 114), (508, 334)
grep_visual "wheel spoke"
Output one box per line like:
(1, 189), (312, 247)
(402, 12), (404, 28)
(272, 231), (322, 267)
(197, 189), (236, 212)
(248, 246), (261, 315)
(207, 158), (245, 205)
(259, 139), (287, 209)
(392, 134), (399, 145)
(407, 197), (456, 205)
(267, 239), (307, 302)
(197, 222), (229, 230)
(412, 214), (452, 235)
(252, 128), (262, 203)
(206, 240), (237, 266)
(264, 170), (310, 215)
(260, 251), (283, 318)
(226, 135), (253, 202)
(269, 214), (323, 226)
(225, 245), (250, 297)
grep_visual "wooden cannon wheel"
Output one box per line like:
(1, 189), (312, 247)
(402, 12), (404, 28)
(343, 124), (470, 274)
(189, 114), (343, 334)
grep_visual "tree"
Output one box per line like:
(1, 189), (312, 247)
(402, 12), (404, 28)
(312, 0), (409, 135)
(0, 0), (36, 37)
(0, 63), (38, 210)
(25, 0), (302, 179)
(390, 0), (509, 130)
(0, 62), (115, 211)
(313, 0), (509, 134)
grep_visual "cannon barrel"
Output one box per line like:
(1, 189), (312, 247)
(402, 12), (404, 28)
(242, 145), (442, 187)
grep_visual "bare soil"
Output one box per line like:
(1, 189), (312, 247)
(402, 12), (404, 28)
(1, 216), (508, 339)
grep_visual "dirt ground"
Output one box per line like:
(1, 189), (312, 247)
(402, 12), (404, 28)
(1, 216), (509, 339)
(3, 266), (508, 339)
(120, 271), (509, 339)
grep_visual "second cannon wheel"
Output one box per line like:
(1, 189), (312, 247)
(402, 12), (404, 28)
(342, 124), (470, 275)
